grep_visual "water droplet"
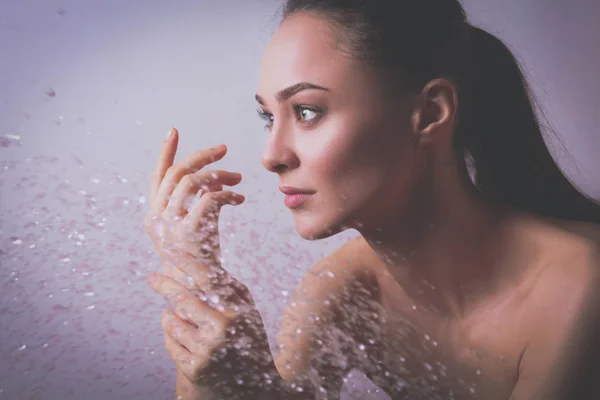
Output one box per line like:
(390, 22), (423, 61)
(17, 345), (26, 351)
(359, 344), (366, 351)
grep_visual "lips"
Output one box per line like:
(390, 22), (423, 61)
(283, 193), (311, 208)
(278, 186), (315, 195)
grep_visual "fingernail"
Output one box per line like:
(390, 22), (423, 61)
(214, 144), (226, 151)
(234, 195), (246, 204)
(165, 128), (175, 142)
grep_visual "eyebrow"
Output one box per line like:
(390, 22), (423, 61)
(255, 82), (330, 105)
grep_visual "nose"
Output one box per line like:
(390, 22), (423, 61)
(260, 130), (299, 173)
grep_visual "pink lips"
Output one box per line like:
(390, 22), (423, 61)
(284, 193), (311, 208)
(279, 186), (315, 208)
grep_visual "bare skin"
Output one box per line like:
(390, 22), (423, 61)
(145, 9), (600, 400)
(274, 218), (600, 400)
(145, 127), (599, 399)
(255, 10), (600, 400)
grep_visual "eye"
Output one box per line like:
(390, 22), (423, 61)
(298, 107), (317, 121)
(256, 108), (273, 130)
(293, 104), (322, 124)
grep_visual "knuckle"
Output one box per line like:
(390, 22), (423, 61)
(165, 165), (176, 177)
(180, 174), (193, 187)
(204, 170), (218, 182)
(167, 323), (180, 336)
(175, 291), (187, 304)
(144, 215), (156, 229)
(160, 308), (171, 324)
(203, 191), (217, 200)
(166, 164), (184, 179)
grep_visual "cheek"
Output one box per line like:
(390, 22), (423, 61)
(304, 129), (406, 205)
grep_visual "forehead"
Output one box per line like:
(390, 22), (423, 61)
(257, 12), (355, 98)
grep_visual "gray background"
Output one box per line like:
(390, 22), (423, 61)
(0, 0), (598, 399)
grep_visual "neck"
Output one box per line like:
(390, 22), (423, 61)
(356, 152), (516, 320)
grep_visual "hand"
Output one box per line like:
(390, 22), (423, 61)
(144, 127), (244, 287)
(146, 257), (279, 398)
(144, 128), (278, 397)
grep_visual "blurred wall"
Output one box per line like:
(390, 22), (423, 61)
(0, 0), (598, 399)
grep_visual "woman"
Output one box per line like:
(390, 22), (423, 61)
(145, 0), (600, 399)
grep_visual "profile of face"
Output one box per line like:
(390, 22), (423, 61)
(256, 12), (425, 240)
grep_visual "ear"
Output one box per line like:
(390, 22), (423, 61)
(410, 78), (458, 146)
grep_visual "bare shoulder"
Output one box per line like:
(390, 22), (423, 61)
(274, 235), (380, 393)
(502, 214), (600, 398)
(517, 214), (600, 319)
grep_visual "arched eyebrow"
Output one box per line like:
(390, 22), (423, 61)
(255, 82), (330, 105)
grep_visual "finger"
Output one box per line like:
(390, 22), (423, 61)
(149, 272), (234, 323)
(162, 259), (193, 289)
(164, 331), (192, 362)
(164, 333), (207, 384)
(151, 145), (228, 216)
(187, 190), (245, 232)
(148, 272), (198, 318)
(150, 127), (179, 205)
(148, 272), (199, 309)
(165, 170), (242, 217)
(180, 182), (224, 217)
(162, 308), (224, 358)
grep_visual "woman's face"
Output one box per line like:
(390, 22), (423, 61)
(256, 12), (421, 240)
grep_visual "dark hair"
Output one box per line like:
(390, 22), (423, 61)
(281, 0), (600, 224)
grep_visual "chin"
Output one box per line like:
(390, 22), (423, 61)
(292, 213), (348, 240)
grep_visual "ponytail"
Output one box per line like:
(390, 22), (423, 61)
(456, 25), (600, 224)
